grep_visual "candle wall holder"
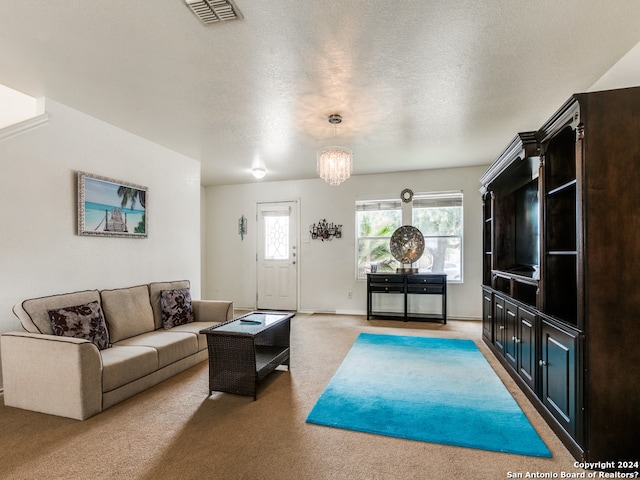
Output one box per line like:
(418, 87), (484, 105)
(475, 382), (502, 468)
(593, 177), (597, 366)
(309, 219), (342, 241)
(238, 215), (247, 240)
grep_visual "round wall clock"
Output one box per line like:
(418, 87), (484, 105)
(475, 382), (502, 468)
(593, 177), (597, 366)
(400, 188), (413, 203)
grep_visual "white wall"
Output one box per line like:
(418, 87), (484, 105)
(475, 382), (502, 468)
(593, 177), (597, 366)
(0, 85), (43, 129)
(589, 41), (640, 92)
(203, 165), (487, 320)
(0, 99), (202, 389)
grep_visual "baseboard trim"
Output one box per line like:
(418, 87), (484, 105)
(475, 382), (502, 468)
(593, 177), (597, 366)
(233, 307), (481, 322)
(295, 310), (481, 321)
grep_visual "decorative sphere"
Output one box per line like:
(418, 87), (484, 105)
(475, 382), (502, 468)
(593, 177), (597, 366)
(390, 226), (425, 264)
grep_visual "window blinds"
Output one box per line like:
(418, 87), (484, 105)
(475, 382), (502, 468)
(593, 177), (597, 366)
(412, 191), (463, 208)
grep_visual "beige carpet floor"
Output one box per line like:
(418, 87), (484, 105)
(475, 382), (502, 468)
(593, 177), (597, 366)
(0, 314), (585, 480)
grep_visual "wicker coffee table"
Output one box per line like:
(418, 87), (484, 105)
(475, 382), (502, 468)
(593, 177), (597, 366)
(200, 311), (294, 400)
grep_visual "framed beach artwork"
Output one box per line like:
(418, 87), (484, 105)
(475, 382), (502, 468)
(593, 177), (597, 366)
(77, 171), (148, 238)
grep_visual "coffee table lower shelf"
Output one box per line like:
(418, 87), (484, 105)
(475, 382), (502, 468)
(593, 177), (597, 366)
(206, 345), (290, 399)
(256, 346), (290, 380)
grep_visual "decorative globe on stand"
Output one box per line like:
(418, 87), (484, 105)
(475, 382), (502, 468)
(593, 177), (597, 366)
(390, 226), (425, 273)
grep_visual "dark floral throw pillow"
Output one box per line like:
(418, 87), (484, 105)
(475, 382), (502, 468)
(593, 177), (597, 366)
(47, 301), (110, 350)
(160, 288), (194, 329)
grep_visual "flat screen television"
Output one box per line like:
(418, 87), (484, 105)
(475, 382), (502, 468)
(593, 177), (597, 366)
(513, 179), (539, 275)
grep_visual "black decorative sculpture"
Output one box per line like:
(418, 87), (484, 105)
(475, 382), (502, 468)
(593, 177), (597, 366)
(309, 219), (342, 241)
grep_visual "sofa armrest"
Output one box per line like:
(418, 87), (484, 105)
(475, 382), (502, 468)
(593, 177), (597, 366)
(1, 332), (103, 420)
(192, 300), (233, 323)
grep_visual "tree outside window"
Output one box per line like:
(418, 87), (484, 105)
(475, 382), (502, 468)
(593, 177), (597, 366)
(356, 192), (463, 281)
(412, 192), (463, 281)
(356, 200), (402, 278)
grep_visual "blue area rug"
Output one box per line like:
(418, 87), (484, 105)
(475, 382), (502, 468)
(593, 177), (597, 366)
(306, 333), (551, 457)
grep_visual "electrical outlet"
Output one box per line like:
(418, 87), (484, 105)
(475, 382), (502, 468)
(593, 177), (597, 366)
(347, 291), (353, 299)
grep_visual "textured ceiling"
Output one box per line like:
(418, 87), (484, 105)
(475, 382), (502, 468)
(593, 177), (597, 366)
(1, 1), (640, 186)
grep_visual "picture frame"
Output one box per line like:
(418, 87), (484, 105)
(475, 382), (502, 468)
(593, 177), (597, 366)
(77, 171), (148, 238)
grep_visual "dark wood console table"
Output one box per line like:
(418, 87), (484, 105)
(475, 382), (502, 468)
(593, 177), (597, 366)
(367, 273), (447, 323)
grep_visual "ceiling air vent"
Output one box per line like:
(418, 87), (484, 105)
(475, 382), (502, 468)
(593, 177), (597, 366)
(185, 0), (242, 24)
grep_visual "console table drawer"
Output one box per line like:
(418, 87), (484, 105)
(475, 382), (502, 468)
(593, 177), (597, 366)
(369, 274), (404, 284)
(407, 275), (446, 284)
(407, 285), (445, 294)
(369, 285), (404, 293)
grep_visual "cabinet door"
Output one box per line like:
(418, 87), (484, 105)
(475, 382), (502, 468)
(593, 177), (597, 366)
(517, 307), (536, 392)
(540, 317), (580, 438)
(493, 295), (506, 355)
(482, 288), (493, 341)
(504, 299), (518, 370)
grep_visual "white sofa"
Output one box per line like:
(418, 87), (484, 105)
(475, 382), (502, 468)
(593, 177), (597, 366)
(1, 280), (233, 420)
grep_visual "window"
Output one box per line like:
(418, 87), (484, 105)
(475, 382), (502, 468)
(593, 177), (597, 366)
(356, 198), (402, 278)
(263, 212), (289, 260)
(412, 192), (463, 281)
(356, 192), (463, 281)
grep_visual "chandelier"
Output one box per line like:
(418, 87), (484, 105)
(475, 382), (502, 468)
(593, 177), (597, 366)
(317, 114), (352, 186)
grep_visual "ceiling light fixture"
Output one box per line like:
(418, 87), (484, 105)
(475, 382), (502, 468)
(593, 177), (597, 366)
(317, 114), (352, 186)
(252, 167), (266, 179)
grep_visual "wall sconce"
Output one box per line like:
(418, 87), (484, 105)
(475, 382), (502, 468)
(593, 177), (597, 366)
(238, 215), (247, 240)
(309, 219), (342, 241)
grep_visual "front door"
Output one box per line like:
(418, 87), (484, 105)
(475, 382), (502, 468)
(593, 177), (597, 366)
(256, 201), (298, 311)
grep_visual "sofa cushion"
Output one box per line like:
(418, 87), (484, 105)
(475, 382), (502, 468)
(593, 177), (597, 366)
(168, 321), (219, 351)
(101, 285), (155, 343)
(161, 288), (195, 329)
(47, 301), (110, 350)
(149, 280), (190, 330)
(101, 345), (159, 392)
(113, 331), (198, 369)
(18, 290), (102, 335)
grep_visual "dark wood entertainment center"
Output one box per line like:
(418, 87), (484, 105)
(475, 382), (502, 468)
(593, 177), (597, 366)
(480, 86), (640, 463)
